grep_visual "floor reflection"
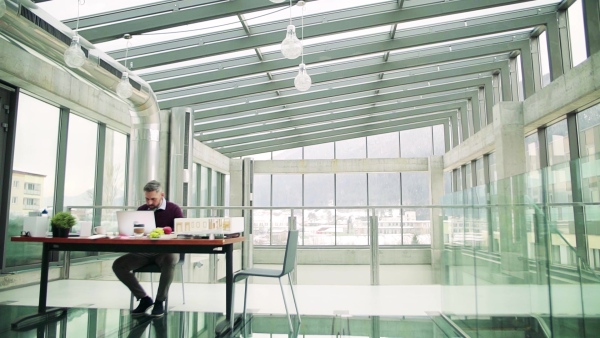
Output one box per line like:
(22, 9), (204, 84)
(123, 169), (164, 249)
(0, 305), (452, 337)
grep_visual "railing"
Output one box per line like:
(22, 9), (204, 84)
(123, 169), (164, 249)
(65, 205), (434, 247)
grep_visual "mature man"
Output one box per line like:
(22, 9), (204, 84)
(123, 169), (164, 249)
(112, 180), (183, 317)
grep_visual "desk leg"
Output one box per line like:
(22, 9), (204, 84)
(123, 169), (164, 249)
(225, 244), (233, 322)
(39, 243), (50, 313)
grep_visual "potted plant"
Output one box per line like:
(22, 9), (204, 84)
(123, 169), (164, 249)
(51, 212), (77, 238)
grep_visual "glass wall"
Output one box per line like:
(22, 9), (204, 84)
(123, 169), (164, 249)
(6, 94), (60, 267)
(251, 127), (437, 246)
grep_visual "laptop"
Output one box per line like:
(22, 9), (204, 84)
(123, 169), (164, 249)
(116, 211), (156, 236)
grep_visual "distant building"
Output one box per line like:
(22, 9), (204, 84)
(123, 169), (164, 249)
(10, 170), (46, 216)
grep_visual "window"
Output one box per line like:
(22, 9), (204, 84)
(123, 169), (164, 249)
(12, 180), (19, 188)
(11, 197), (17, 204)
(8, 93), (60, 268)
(23, 198), (40, 207)
(64, 114), (98, 207)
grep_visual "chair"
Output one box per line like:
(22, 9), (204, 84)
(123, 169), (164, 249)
(230, 230), (300, 332)
(129, 252), (186, 312)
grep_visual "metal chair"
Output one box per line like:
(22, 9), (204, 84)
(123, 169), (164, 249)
(129, 252), (186, 312)
(230, 230), (300, 332)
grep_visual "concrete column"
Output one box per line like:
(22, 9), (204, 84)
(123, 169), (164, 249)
(229, 159), (243, 217)
(429, 156), (444, 284)
(493, 102), (529, 281)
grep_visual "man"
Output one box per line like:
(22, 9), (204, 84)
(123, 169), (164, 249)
(112, 180), (183, 317)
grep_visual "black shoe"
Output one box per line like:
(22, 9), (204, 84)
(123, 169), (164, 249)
(132, 296), (153, 316)
(151, 301), (164, 317)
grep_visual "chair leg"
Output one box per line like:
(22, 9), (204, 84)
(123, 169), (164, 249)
(243, 279), (249, 321)
(287, 273), (301, 323)
(279, 278), (293, 333)
(180, 264), (185, 305)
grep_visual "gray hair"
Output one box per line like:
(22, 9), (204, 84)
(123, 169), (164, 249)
(143, 180), (162, 193)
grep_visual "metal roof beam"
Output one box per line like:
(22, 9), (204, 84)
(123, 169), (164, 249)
(194, 77), (492, 132)
(141, 25), (531, 83)
(191, 63), (501, 121)
(209, 102), (465, 148)
(197, 91), (478, 140)
(148, 16), (540, 92)
(72, 1), (296, 44)
(110, 0), (536, 69)
(158, 58), (503, 106)
(221, 116), (452, 157)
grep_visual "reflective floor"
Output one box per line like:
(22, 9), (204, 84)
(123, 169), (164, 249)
(0, 305), (458, 338)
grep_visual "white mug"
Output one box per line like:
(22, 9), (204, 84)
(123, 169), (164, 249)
(79, 221), (92, 237)
(93, 226), (106, 235)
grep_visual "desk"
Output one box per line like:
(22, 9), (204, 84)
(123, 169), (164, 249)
(11, 236), (244, 322)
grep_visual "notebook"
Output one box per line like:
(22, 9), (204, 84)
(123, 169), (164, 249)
(116, 211), (156, 236)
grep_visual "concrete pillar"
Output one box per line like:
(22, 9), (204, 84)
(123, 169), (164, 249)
(429, 156), (444, 284)
(493, 102), (528, 281)
(229, 159), (243, 217)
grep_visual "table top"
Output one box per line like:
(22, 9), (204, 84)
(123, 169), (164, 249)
(11, 235), (244, 246)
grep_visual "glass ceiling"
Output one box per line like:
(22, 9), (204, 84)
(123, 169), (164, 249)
(36, 0), (566, 157)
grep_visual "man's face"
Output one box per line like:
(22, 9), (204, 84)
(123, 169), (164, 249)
(145, 190), (164, 210)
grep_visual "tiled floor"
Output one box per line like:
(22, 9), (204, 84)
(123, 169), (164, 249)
(0, 279), (442, 317)
(0, 280), (445, 337)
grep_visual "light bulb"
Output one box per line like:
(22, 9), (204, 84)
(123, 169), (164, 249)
(0, 0), (7, 19)
(269, 0), (286, 2)
(64, 35), (86, 68)
(281, 25), (302, 59)
(294, 63), (311, 92)
(116, 72), (133, 99)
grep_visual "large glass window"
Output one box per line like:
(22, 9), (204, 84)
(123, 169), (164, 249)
(577, 104), (600, 269)
(304, 142), (334, 159)
(545, 119), (574, 262)
(402, 172), (431, 245)
(99, 128), (128, 231)
(252, 174), (271, 245)
(578, 104), (600, 157)
(400, 126), (432, 157)
(367, 132), (399, 158)
(568, 0), (587, 68)
(433, 124), (446, 156)
(64, 114), (98, 208)
(539, 31), (551, 88)
(368, 173), (401, 206)
(273, 147), (302, 160)
(6, 93), (60, 267)
(335, 138), (366, 159)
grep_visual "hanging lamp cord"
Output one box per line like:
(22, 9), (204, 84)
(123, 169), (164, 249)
(75, 0), (85, 34)
(301, 4), (305, 64)
(289, 0), (292, 25)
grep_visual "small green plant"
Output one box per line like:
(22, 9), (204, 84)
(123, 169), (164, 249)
(51, 212), (77, 229)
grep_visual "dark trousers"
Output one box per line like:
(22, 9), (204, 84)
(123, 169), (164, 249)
(112, 253), (179, 302)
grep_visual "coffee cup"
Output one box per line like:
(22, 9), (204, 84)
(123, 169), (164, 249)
(93, 226), (106, 235)
(133, 224), (145, 237)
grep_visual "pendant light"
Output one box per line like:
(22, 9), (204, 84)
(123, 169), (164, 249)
(0, 0), (7, 19)
(63, 0), (86, 68)
(280, 0), (302, 59)
(116, 34), (133, 99)
(294, 1), (311, 92)
(269, 0), (286, 3)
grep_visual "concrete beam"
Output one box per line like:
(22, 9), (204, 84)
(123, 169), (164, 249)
(192, 139), (230, 174)
(523, 50), (600, 133)
(443, 123), (495, 170)
(253, 158), (430, 174)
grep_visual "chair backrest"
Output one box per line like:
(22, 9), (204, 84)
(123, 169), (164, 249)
(281, 230), (299, 276)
